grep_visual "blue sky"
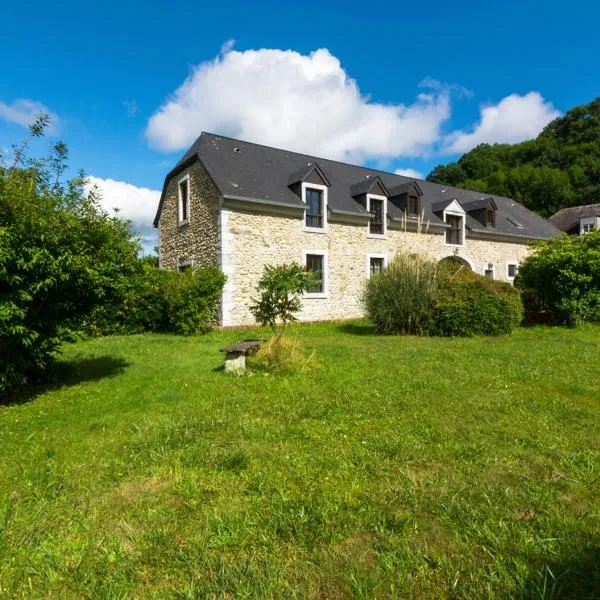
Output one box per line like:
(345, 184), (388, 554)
(1, 0), (598, 251)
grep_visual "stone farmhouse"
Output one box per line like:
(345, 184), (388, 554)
(154, 133), (560, 326)
(549, 203), (600, 235)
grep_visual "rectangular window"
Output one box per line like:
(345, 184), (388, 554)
(485, 208), (496, 227)
(446, 215), (463, 245)
(369, 198), (384, 235)
(407, 195), (420, 216)
(581, 218), (596, 234)
(370, 257), (385, 277)
(305, 188), (323, 228)
(305, 254), (324, 293)
(179, 178), (189, 224)
(508, 264), (518, 278)
(178, 261), (192, 273)
(484, 267), (494, 279)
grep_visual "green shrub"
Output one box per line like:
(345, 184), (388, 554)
(432, 273), (523, 336)
(364, 254), (438, 334)
(517, 231), (600, 326)
(364, 253), (523, 337)
(0, 118), (141, 393)
(84, 264), (226, 336)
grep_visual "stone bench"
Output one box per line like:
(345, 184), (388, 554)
(219, 340), (262, 373)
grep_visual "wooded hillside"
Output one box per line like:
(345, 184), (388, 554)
(427, 97), (600, 216)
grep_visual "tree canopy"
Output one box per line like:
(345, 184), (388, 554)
(427, 97), (600, 216)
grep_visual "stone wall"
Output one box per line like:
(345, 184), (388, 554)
(158, 162), (220, 270)
(222, 210), (532, 326)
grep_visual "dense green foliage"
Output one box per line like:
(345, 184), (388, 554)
(250, 263), (315, 339)
(1, 324), (600, 598)
(85, 263), (226, 336)
(517, 230), (600, 325)
(364, 254), (437, 334)
(0, 118), (140, 393)
(365, 254), (522, 336)
(428, 96), (600, 216)
(433, 272), (523, 336)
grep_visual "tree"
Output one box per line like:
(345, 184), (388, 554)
(516, 230), (600, 326)
(249, 263), (315, 342)
(426, 96), (600, 217)
(0, 115), (141, 393)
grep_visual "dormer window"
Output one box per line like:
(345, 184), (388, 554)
(446, 215), (463, 245)
(407, 195), (420, 216)
(301, 182), (328, 232)
(485, 207), (496, 227)
(366, 195), (387, 237)
(305, 188), (323, 228)
(580, 217), (596, 235)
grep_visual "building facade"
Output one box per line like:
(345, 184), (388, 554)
(155, 133), (560, 327)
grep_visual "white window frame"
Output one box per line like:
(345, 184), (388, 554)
(301, 182), (328, 233)
(178, 174), (190, 226)
(507, 262), (519, 280)
(302, 249), (328, 299)
(366, 193), (387, 238)
(483, 263), (495, 279)
(366, 253), (387, 279)
(580, 217), (597, 235)
(443, 200), (466, 247)
(177, 259), (193, 273)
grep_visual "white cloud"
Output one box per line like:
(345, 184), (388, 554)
(444, 92), (560, 154)
(0, 98), (59, 134)
(394, 167), (424, 179)
(146, 45), (454, 163)
(86, 176), (160, 253)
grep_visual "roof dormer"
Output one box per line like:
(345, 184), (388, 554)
(388, 180), (423, 216)
(349, 174), (389, 200)
(287, 162), (331, 189)
(462, 197), (497, 228)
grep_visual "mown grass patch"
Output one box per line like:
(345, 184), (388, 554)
(1, 323), (599, 598)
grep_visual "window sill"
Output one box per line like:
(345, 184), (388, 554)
(302, 225), (327, 234)
(303, 292), (328, 299)
(444, 242), (464, 247)
(178, 219), (190, 227)
(367, 233), (387, 239)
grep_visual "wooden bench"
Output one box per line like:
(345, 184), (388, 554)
(219, 340), (262, 373)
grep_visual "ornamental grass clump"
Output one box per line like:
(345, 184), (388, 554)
(364, 253), (438, 335)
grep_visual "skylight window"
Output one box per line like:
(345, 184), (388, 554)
(507, 217), (524, 229)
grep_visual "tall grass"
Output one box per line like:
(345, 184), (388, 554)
(364, 253), (438, 334)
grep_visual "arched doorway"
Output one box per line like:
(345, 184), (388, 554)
(438, 255), (472, 277)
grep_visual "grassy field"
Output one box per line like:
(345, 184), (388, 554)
(1, 323), (599, 599)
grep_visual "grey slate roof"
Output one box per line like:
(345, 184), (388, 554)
(155, 132), (561, 241)
(549, 203), (600, 232)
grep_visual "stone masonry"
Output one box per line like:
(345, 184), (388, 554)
(158, 161), (220, 270)
(220, 209), (531, 326)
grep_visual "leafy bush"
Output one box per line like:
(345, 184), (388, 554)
(432, 271), (523, 336)
(364, 254), (438, 334)
(516, 231), (600, 326)
(250, 263), (315, 341)
(0, 117), (141, 393)
(85, 264), (226, 336)
(364, 253), (523, 337)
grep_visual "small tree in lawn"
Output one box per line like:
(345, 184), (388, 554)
(250, 263), (315, 342)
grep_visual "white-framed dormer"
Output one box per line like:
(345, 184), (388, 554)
(580, 216), (597, 235)
(177, 173), (190, 226)
(301, 182), (328, 234)
(366, 194), (387, 238)
(443, 200), (466, 247)
(302, 249), (328, 299)
(366, 253), (387, 279)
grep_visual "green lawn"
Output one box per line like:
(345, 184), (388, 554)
(1, 323), (599, 599)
